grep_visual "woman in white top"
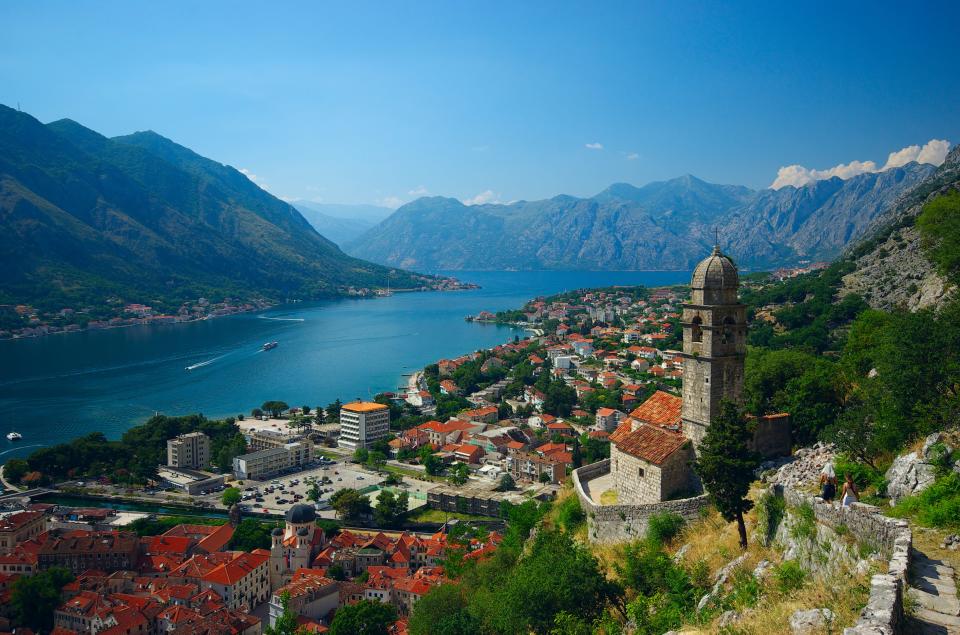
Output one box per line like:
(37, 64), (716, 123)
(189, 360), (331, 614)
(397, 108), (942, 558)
(820, 462), (837, 502)
(841, 473), (859, 507)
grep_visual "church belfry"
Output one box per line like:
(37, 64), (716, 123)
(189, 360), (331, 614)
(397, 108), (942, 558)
(680, 244), (747, 450)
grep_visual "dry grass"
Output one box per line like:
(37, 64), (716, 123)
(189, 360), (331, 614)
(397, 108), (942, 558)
(600, 488), (619, 505)
(912, 526), (960, 573)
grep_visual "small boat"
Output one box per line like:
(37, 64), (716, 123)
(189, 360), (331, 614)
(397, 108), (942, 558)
(261, 341), (278, 351)
(6, 431), (22, 441)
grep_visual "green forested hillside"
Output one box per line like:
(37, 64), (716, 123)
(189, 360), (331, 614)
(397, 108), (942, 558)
(0, 104), (434, 314)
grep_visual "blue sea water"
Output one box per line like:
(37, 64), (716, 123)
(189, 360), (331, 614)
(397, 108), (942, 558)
(0, 270), (689, 459)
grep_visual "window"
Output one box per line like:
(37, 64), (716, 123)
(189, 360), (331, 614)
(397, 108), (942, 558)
(690, 316), (703, 343)
(638, 467), (645, 478)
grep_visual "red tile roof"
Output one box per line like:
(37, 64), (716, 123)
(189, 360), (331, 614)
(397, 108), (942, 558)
(614, 423), (688, 464)
(628, 390), (682, 428)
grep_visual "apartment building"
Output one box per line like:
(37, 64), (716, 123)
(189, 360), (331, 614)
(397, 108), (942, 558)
(166, 432), (211, 469)
(338, 401), (390, 450)
(232, 440), (313, 481)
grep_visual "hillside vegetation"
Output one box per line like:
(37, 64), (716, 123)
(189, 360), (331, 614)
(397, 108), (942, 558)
(0, 104), (434, 314)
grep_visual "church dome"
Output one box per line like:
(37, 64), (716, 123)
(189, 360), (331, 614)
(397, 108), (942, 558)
(690, 245), (738, 304)
(285, 503), (317, 525)
(297, 527), (310, 537)
(271, 527), (283, 536)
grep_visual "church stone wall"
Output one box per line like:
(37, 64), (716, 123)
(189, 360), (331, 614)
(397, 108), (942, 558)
(574, 460), (710, 543)
(611, 446), (662, 504)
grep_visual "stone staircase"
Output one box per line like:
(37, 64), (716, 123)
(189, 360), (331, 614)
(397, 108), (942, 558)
(908, 550), (960, 634)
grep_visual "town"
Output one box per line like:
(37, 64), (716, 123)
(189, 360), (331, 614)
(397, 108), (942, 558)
(0, 281), (699, 634)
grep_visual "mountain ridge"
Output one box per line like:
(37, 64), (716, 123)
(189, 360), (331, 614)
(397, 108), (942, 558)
(345, 164), (935, 271)
(0, 104), (436, 313)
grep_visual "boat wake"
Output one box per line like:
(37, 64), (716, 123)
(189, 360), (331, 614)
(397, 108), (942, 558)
(0, 444), (45, 456)
(258, 315), (305, 322)
(185, 353), (230, 371)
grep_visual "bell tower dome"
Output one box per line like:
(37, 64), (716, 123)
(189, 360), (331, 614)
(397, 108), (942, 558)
(681, 244), (747, 449)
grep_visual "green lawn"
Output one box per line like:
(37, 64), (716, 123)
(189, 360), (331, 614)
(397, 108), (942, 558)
(407, 507), (499, 523)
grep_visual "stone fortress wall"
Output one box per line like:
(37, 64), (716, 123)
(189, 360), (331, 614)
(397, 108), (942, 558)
(572, 459), (710, 543)
(773, 484), (911, 635)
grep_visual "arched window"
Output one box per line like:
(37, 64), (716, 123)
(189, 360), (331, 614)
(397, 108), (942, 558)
(691, 316), (703, 343)
(721, 316), (735, 344)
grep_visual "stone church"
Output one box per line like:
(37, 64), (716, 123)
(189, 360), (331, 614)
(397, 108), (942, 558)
(609, 245), (791, 505)
(269, 503), (326, 589)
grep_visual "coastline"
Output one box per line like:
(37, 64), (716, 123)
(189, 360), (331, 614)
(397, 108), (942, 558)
(0, 283), (479, 343)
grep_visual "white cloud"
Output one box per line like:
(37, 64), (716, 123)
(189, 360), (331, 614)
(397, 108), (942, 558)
(626, 152), (640, 160)
(882, 139), (951, 170)
(585, 142), (604, 150)
(377, 196), (403, 209)
(408, 185), (430, 197)
(239, 167), (268, 190)
(770, 139), (951, 189)
(463, 190), (501, 205)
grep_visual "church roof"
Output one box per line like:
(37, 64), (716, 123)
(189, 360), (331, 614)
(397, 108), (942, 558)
(285, 504), (316, 525)
(628, 390), (682, 428)
(613, 423), (689, 465)
(691, 245), (738, 291)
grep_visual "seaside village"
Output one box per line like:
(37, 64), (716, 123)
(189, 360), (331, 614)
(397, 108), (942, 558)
(0, 247), (793, 634)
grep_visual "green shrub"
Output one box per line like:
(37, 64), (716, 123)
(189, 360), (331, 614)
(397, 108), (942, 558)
(556, 495), (586, 534)
(834, 454), (887, 494)
(775, 560), (806, 593)
(755, 492), (785, 546)
(789, 503), (816, 541)
(724, 569), (761, 609)
(646, 512), (685, 546)
(890, 472), (960, 528)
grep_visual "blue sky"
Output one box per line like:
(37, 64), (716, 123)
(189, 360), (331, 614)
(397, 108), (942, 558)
(2, 1), (958, 209)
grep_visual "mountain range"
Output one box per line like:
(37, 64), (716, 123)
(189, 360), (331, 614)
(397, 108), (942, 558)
(345, 166), (935, 271)
(292, 202), (391, 246)
(0, 105), (434, 312)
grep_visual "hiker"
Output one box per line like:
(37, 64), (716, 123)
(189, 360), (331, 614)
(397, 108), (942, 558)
(841, 473), (859, 507)
(819, 462), (837, 502)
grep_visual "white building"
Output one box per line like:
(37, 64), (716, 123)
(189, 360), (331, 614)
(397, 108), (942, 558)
(232, 441), (313, 481)
(338, 401), (391, 450)
(166, 432), (210, 469)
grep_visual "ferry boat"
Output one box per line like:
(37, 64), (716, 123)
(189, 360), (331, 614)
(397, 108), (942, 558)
(6, 431), (22, 441)
(261, 341), (278, 351)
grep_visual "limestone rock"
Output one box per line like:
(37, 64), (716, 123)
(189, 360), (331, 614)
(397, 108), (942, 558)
(885, 451), (936, 502)
(769, 442), (836, 490)
(789, 608), (834, 634)
(753, 559), (773, 581)
(718, 610), (741, 628)
(673, 543), (691, 563)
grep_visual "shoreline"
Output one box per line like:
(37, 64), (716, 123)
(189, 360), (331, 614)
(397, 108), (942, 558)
(0, 283), (479, 343)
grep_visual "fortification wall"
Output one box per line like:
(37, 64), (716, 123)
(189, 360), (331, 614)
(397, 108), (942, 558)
(773, 484), (911, 634)
(573, 459), (710, 543)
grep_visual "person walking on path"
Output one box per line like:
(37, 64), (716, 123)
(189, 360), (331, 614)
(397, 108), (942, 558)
(841, 473), (859, 507)
(820, 462), (837, 502)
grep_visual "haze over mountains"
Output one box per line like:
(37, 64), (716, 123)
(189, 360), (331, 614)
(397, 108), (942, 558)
(292, 202), (391, 246)
(345, 165), (936, 271)
(0, 105), (432, 311)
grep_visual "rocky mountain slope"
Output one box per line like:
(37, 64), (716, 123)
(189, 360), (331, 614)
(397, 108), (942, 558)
(345, 166), (934, 271)
(0, 105), (431, 310)
(839, 145), (960, 311)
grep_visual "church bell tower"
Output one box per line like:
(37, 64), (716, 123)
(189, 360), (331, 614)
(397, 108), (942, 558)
(680, 244), (747, 450)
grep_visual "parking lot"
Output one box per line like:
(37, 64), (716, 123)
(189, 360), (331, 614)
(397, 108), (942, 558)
(227, 460), (387, 518)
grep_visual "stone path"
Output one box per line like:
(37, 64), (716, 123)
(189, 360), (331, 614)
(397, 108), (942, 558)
(907, 550), (960, 634)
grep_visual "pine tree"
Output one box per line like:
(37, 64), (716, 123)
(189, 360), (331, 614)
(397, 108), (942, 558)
(693, 400), (760, 549)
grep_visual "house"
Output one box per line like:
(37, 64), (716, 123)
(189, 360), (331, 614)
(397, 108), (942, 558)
(439, 380), (459, 395)
(457, 406), (498, 424)
(631, 358), (650, 372)
(570, 340), (594, 358)
(594, 408), (624, 432)
(506, 450), (564, 484)
(545, 421), (575, 438)
(268, 571), (338, 628)
(405, 391), (435, 408)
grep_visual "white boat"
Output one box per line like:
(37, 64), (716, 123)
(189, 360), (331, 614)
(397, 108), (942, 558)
(261, 341), (278, 351)
(6, 431), (22, 441)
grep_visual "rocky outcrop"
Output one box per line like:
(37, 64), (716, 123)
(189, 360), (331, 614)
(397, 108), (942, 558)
(840, 145), (960, 312)
(763, 442), (836, 490)
(790, 608), (835, 634)
(885, 433), (951, 502)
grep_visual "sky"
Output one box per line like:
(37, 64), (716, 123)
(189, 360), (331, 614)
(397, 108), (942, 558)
(2, 1), (959, 211)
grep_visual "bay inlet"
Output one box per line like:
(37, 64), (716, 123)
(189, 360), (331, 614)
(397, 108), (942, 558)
(0, 270), (689, 460)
